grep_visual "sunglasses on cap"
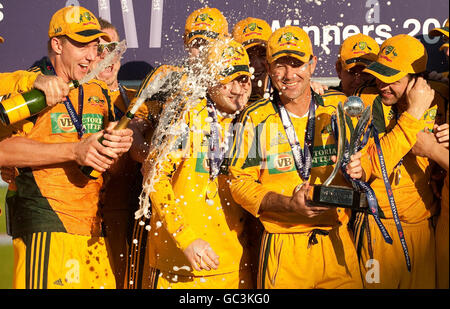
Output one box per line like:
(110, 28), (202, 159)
(98, 41), (119, 54)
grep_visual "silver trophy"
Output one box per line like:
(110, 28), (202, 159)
(306, 96), (371, 210)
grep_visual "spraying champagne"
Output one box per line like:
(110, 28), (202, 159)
(80, 71), (172, 179)
(0, 40), (127, 126)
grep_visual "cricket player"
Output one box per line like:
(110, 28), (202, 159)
(353, 34), (447, 288)
(124, 6), (230, 289)
(0, 6), (133, 289)
(233, 17), (272, 104)
(228, 26), (364, 289)
(332, 33), (379, 96)
(144, 37), (254, 289)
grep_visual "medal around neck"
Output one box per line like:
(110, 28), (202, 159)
(305, 97), (371, 211)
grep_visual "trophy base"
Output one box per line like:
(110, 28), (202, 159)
(306, 185), (368, 211)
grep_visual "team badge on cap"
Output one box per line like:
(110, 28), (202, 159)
(339, 33), (380, 71)
(363, 34), (427, 84)
(48, 6), (111, 43)
(208, 37), (251, 84)
(184, 7), (228, 45)
(232, 17), (272, 49)
(267, 26), (313, 64)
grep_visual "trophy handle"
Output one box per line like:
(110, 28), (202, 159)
(323, 101), (346, 186)
(349, 105), (371, 156)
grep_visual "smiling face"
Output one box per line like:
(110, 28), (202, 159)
(376, 74), (410, 106)
(208, 75), (252, 114)
(51, 35), (99, 82)
(268, 55), (316, 102)
(94, 27), (120, 88)
(336, 63), (373, 96)
(247, 45), (268, 96)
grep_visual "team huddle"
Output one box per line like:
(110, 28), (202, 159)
(0, 5), (448, 290)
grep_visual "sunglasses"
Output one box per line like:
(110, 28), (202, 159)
(98, 41), (119, 54)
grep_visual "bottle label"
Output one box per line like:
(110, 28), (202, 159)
(1, 94), (31, 124)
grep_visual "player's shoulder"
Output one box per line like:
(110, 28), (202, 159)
(84, 78), (109, 92)
(238, 97), (276, 125)
(318, 89), (346, 108)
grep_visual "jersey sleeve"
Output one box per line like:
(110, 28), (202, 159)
(0, 70), (41, 96)
(362, 110), (426, 181)
(228, 111), (272, 218)
(147, 113), (197, 251)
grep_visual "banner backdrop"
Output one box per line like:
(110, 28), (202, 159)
(0, 0), (448, 81)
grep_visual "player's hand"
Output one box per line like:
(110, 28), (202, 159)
(33, 74), (70, 107)
(183, 239), (220, 271)
(434, 123), (449, 149)
(73, 131), (117, 172)
(310, 80), (328, 95)
(101, 121), (134, 157)
(291, 182), (330, 218)
(411, 130), (439, 158)
(345, 151), (364, 180)
(405, 77), (435, 120)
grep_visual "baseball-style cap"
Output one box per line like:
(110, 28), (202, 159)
(429, 19), (449, 38)
(184, 7), (228, 46)
(232, 17), (272, 49)
(266, 26), (313, 64)
(208, 37), (251, 84)
(48, 6), (111, 43)
(363, 34), (427, 84)
(429, 19), (449, 51)
(339, 33), (380, 70)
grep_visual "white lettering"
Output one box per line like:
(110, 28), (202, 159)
(422, 18), (441, 44)
(65, 259), (80, 284)
(365, 0), (380, 24)
(0, 3), (4, 22)
(365, 259), (380, 284)
(374, 24), (392, 44)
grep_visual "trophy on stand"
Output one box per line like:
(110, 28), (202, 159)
(306, 96), (371, 211)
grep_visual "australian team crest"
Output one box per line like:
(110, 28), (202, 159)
(243, 22), (264, 37)
(352, 41), (373, 55)
(221, 45), (245, 64)
(194, 13), (214, 27)
(380, 45), (398, 62)
(88, 96), (105, 107)
(278, 32), (299, 47)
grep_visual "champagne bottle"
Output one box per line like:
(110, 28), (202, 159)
(0, 80), (79, 126)
(80, 111), (135, 179)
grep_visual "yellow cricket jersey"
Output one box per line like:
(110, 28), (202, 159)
(0, 70), (40, 96)
(147, 98), (251, 277)
(229, 89), (353, 234)
(9, 57), (115, 238)
(355, 84), (447, 223)
(132, 64), (185, 121)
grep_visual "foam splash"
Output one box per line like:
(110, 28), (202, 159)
(135, 45), (224, 219)
(80, 40), (127, 85)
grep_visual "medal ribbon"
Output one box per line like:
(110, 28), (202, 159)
(206, 97), (235, 180)
(275, 92), (316, 181)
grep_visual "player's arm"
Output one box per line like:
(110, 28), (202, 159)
(0, 70), (40, 95)
(0, 133), (116, 171)
(228, 114), (330, 218)
(228, 115), (271, 218)
(361, 77), (435, 179)
(412, 129), (449, 171)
